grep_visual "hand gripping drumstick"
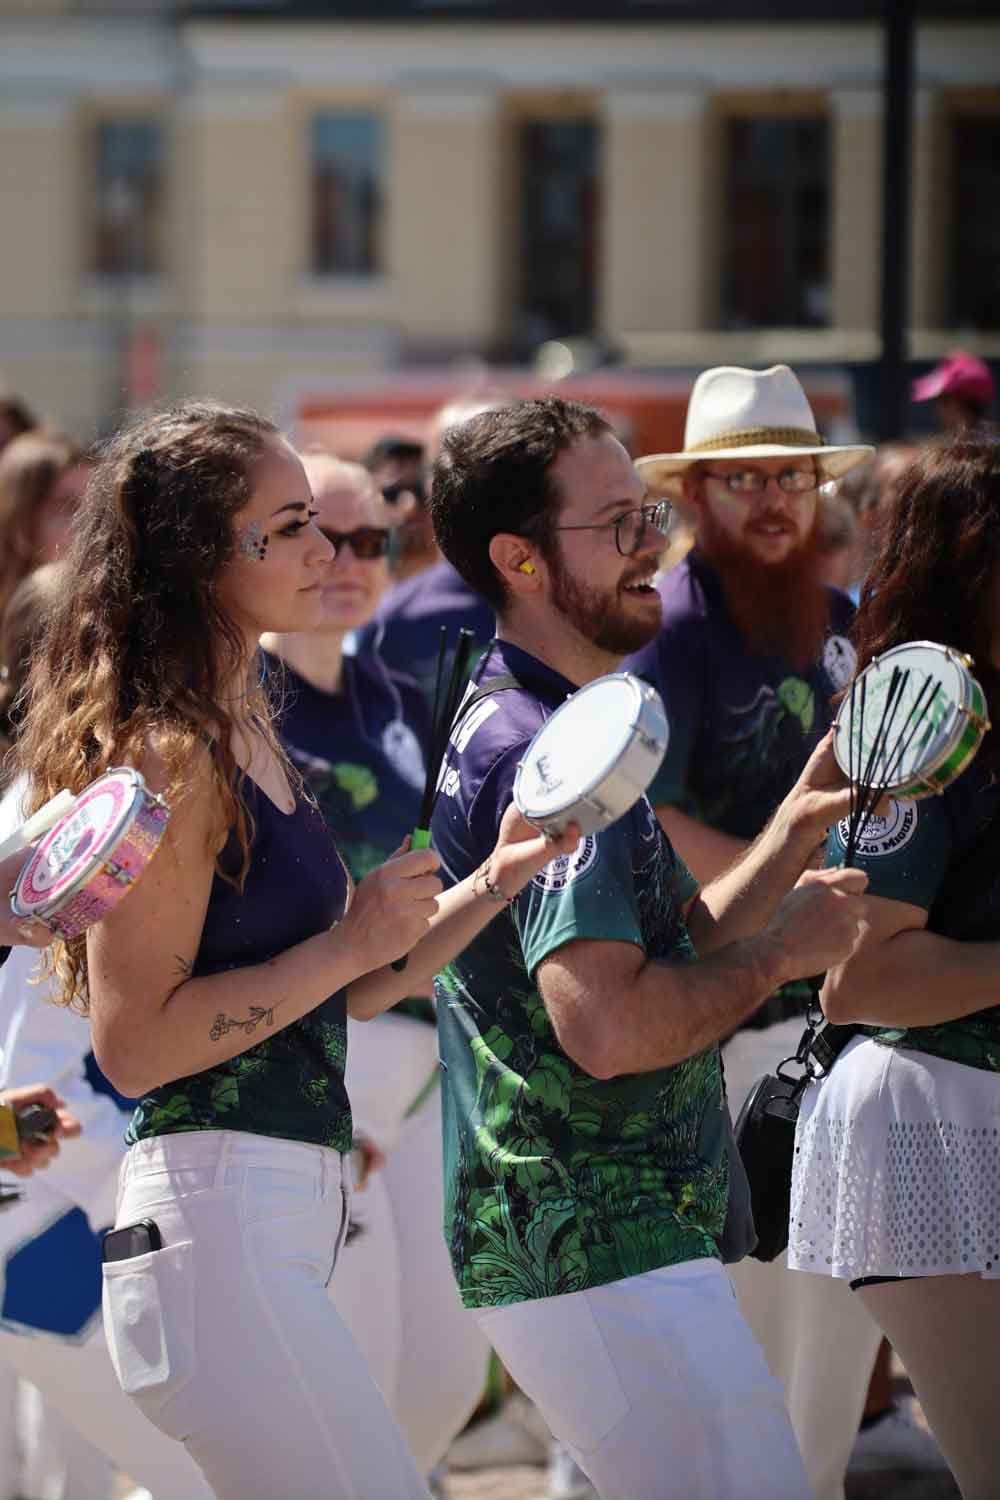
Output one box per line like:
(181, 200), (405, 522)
(391, 627), (476, 973)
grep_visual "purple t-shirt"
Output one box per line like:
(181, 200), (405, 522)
(358, 560), (496, 707)
(624, 550), (856, 840)
(127, 778), (352, 1152)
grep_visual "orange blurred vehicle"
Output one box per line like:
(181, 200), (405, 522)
(293, 367), (856, 464)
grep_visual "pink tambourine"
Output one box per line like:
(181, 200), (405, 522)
(11, 768), (169, 939)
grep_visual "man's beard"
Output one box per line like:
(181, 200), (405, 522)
(547, 547), (661, 658)
(698, 510), (830, 670)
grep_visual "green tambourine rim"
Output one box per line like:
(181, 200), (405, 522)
(833, 642), (989, 799)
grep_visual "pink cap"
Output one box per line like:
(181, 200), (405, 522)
(912, 352), (995, 407)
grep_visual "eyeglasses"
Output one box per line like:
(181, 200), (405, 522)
(551, 500), (671, 558)
(704, 468), (818, 496)
(381, 480), (427, 507)
(319, 526), (391, 560)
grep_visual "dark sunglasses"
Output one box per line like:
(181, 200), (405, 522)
(319, 526), (391, 560)
(381, 479), (427, 507)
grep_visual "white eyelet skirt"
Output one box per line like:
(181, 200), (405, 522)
(788, 1035), (1000, 1282)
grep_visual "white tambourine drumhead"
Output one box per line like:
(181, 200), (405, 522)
(513, 673), (668, 834)
(832, 641), (968, 791)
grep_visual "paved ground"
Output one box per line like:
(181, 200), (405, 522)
(114, 1376), (962, 1499)
(447, 1463), (961, 1499)
(114, 1450), (960, 1497)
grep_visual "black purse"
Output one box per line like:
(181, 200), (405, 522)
(733, 1012), (857, 1262)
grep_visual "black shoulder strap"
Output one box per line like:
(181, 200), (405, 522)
(443, 672), (522, 746)
(455, 673), (521, 721)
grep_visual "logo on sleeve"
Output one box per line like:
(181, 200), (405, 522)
(836, 798), (918, 857)
(823, 635), (857, 691)
(530, 835), (599, 892)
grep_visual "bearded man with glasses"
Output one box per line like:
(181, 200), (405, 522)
(427, 395), (873, 1500)
(624, 365), (901, 1500)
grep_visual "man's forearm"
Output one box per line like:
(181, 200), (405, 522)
(544, 933), (791, 1078)
(654, 803), (747, 886)
(630, 937), (796, 1069)
(689, 800), (821, 954)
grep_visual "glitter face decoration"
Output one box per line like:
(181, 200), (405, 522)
(237, 519), (269, 563)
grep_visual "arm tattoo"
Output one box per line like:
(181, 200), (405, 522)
(209, 1006), (275, 1042)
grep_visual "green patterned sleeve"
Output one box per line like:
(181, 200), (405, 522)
(514, 821), (643, 977)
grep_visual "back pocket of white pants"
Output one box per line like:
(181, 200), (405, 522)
(102, 1240), (196, 1425)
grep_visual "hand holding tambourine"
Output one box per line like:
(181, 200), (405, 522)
(513, 673), (668, 838)
(2, 769), (170, 945)
(831, 641), (989, 865)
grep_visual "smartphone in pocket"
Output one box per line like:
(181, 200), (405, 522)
(102, 1219), (163, 1263)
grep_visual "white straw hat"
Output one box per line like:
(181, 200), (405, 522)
(638, 365), (873, 498)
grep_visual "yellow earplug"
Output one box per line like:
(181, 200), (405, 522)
(518, 561), (535, 575)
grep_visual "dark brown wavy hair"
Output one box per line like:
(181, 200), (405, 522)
(17, 400), (286, 1011)
(852, 429), (1000, 758)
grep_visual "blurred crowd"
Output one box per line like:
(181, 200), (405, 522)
(0, 345), (993, 1500)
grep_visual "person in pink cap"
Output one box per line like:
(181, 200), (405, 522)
(912, 352), (995, 434)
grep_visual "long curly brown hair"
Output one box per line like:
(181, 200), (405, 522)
(853, 429), (1000, 758)
(17, 400), (287, 1011)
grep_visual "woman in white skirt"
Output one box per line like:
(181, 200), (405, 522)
(789, 431), (1000, 1500)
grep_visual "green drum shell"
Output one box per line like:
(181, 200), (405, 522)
(893, 672), (988, 800)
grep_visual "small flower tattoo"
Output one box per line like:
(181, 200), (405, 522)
(238, 520), (269, 562)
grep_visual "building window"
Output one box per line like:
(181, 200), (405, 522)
(93, 119), (164, 276)
(517, 118), (601, 347)
(722, 116), (830, 328)
(311, 113), (383, 276)
(949, 114), (1000, 330)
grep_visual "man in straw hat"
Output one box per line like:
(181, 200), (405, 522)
(426, 394), (872, 1499)
(627, 365), (934, 1498)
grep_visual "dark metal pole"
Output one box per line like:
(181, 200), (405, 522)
(877, 0), (916, 441)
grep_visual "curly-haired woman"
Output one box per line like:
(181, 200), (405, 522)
(789, 431), (1000, 1500)
(16, 400), (575, 1500)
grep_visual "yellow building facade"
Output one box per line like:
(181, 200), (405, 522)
(0, 4), (997, 438)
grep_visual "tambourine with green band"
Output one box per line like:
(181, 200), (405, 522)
(832, 640), (989, 802)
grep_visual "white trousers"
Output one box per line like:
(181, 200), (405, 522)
(474, 1258), (810, 1500)
(0, 1334), (210, 1500)
(332, 1015), (487, 1473)
(102, 1129), (430, 1500)
(723, 1020), (883, 1500)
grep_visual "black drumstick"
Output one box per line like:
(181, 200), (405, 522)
(846, 667), (907, 865)
(391, 627), (476, 972)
